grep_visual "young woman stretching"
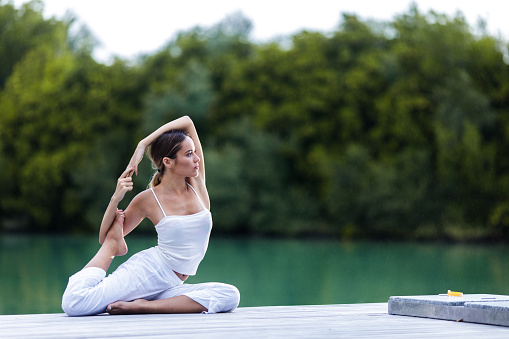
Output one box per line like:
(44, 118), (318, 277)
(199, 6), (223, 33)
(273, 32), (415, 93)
(62, 116), (240, 316)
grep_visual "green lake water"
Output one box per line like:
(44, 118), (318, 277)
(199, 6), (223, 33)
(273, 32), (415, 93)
(1, 235), (508, 315)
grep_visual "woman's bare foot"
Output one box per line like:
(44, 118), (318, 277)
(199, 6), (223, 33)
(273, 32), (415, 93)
(107, 299), (149, 315)
(104, 212), (128, 256)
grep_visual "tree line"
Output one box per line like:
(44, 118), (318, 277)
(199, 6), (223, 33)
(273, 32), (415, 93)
(1, 1), (509, 241)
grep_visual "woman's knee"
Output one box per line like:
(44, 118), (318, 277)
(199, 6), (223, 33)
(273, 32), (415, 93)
(62, 291), (85, 316)
(61, 290), (100, 317)
(216, 283), (240, 312)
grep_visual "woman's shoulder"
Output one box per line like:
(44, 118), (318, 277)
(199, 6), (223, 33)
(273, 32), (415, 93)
(186, 177), (206, 192)
(130, 188), (155, 206)
(128, 188), (160, 215)
(187, 178), (210, 209)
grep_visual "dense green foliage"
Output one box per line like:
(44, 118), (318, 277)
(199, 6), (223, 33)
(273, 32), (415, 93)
(1, 1), (509, 240)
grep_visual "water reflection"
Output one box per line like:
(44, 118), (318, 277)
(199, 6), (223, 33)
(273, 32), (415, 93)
(1, 235), (508, 314)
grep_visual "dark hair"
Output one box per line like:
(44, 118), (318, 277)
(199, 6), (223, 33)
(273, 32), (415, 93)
(148, 130), (190, 187)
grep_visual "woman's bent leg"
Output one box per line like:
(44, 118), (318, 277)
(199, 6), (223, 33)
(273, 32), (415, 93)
(62, 247), (180, 316)
(107, 295), (207, 315)
(107, 282), (240, 315)
(61, 267), (108, 316)
(63, 261), (161, 317)
(84, 213), (127, 272)
(177, 282), (240, 313)
(62, 213), (128, 316)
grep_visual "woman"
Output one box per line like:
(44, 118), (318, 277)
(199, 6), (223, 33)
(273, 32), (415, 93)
(61, 116), (240, 316)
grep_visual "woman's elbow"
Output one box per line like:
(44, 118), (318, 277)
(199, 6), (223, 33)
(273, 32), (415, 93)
(181, 115), (193, 125)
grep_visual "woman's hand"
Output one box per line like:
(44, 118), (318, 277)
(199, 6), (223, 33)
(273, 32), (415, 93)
(112, 167), (135, 203)
(99, 167), (134, 244)
(126, 143), (146, 175)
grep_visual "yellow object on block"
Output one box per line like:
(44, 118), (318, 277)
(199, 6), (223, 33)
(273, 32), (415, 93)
(448, 290), (463, 297)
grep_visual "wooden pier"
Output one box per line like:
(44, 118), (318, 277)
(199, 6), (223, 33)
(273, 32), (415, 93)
(1, 303), (509, 338)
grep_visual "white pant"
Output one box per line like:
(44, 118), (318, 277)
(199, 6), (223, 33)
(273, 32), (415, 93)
(62, 247), (240, 316)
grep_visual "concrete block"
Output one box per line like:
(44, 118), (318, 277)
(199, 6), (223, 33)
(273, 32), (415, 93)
(388, 294), (509, 325)
(463, 301), (509, 326)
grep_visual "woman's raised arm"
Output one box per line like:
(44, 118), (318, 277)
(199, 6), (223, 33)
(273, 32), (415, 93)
(127, 116), (204, 180)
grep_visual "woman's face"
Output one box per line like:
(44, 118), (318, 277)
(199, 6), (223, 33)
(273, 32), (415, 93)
(169, 136), (200, 177)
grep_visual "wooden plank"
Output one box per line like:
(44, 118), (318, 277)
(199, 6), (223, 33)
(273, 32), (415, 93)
(1, 304), (509, 338)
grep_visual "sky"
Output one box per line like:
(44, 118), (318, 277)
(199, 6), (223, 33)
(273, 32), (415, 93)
(12, 0), (509, 63)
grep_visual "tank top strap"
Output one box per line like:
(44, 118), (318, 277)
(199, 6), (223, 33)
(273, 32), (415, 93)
(186, 182), (206, 210)
(150, 188), (167, 217)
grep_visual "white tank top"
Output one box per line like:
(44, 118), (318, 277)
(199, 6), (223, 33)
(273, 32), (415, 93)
(151, 183), (212, 276)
